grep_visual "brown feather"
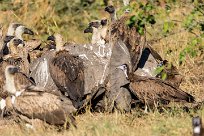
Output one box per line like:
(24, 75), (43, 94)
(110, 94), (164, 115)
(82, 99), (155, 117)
(5, 91), (76, 127)
(0, 57), (34, 98)
(49, 50), (85, 108)
(128, 75), (195, 106)
(109, 16), (146, 72)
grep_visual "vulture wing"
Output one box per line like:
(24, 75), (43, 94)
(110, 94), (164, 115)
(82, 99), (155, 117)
(110, 16), (145, 72)
(129, 76), (195, 106)
(6, 91), (76, 127)
(49, 50), (85, 108)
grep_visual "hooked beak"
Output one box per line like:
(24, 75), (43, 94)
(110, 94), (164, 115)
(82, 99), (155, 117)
(47, 35), (55, 42)
(23, 28), (34, 35)
(84, 27), (93, 33)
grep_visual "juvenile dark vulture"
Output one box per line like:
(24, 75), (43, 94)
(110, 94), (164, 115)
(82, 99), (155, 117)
(105, 5), (146, 72)
(3, 65), (76, 127)
(117, 64), (195, 108)
(47, 34), (85, 109)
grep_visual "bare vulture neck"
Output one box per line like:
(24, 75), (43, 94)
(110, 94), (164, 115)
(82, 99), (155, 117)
(55, 36), (64, 51)
(15, 27), (24, 40)
(5, 71), (16, 95)
(91, 27), (101, 45)
(111, 12), (117, 21)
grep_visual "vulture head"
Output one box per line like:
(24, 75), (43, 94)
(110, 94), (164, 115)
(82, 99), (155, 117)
(7, 23), (22, 36)
(116, 64), (129, 78)
(104, 5), (115, 14)
(15, 25), (34, 40)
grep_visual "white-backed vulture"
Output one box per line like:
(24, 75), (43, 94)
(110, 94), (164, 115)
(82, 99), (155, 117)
(100, 19), (108, 41)
(0, 23), (22, 57)
(192, 116), (204, 136)
(14, 25), (42, 63)
(0, 39), (34, 101)
(3, 65), (76, 127)
(0, 24), (34, 63)
(4, 65), (35, 97)
(15, 25), (34, 40)
(4, 38), (30, 74)
(117, 64), (195, 107)
(47, 34), (85, 109)
(84, 20), (108, 57)
(0, 65), (35, 117)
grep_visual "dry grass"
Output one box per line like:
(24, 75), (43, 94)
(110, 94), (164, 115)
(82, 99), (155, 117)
(0, 109), (204, 136)
(0, 1), (204, 136)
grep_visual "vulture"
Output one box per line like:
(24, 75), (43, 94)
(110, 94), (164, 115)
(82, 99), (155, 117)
(117, 64), (195, 109)
(47, 34), (85, 109)
(4, 38), (29, 74)
(0, 23), (33, 58)
(1, 65), (35, 117)
(0, 38), (32, 93)
(0, 38), (34, 109)
(3, 65), (76, 127)
(84, 19), (108, 57)
(15, 25), (34, 40)
(14, 25), (42, 63)
(192, 116), (204, 136)
(4, 65), (35, 97)
(105, 5), (146, 72)
(4, 23), (22, 44)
